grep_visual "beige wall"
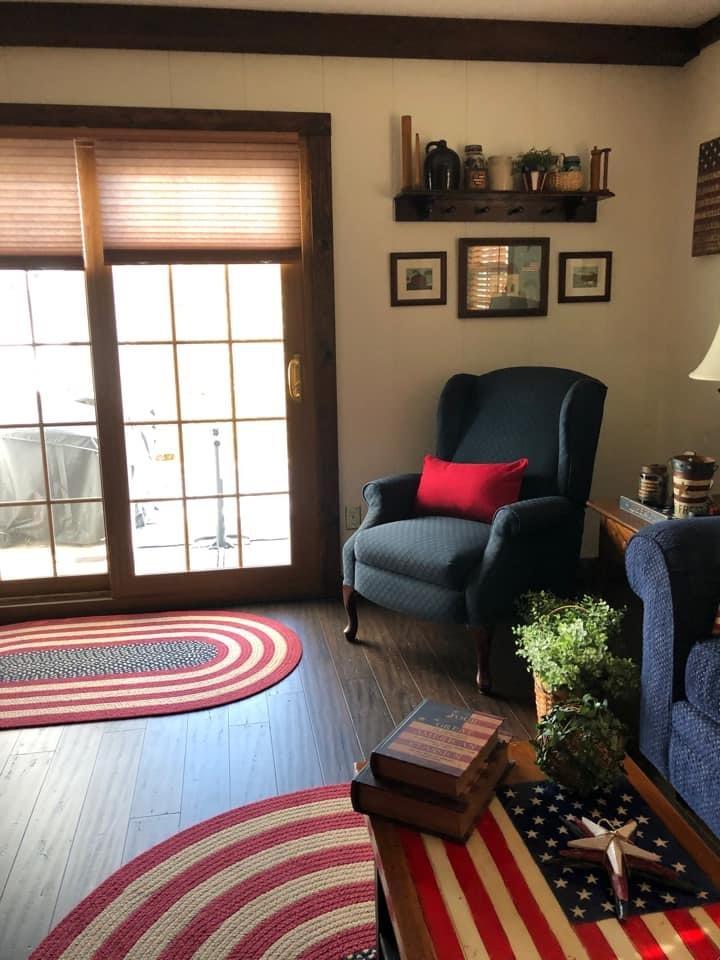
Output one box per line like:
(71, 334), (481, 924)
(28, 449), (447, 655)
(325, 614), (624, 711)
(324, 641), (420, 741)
(0, 46), (703, 551)
(662, 40), (720, 462)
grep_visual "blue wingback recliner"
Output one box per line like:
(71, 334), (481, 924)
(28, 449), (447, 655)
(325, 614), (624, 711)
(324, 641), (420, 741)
(626, 519), (720, 836)
(342, 366), (607, 692)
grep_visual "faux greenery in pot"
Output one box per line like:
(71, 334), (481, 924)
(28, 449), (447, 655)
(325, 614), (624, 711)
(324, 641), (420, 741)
(514, 590), (638, 719)
(515, 147), (556, 191)
(534, 695), (626, 797)
(516, 147), (556, 172)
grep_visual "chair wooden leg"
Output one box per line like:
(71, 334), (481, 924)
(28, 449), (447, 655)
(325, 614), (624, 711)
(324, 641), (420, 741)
(469, 625), (493, 694)
(343, 585), (359, 641)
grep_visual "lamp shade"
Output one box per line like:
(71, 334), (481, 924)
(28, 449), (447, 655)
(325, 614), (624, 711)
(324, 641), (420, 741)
(690, 324), (720, 381)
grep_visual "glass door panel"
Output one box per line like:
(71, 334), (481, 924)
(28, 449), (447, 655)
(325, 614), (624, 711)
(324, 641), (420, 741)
(0, 270), (108, 586)
(113, 263), (291, 577)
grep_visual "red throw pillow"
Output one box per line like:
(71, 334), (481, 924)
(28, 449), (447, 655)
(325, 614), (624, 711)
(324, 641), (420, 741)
(414, 455), (528, 523)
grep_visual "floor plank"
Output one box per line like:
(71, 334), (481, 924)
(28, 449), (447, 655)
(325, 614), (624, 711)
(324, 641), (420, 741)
(52, 727), (144, 926)
(180, 705), (230, 829)
(0, 729), (19, 775)
(317, 601), (379, 683)
(123, 813), (180, 864)
(14, 725), (64, 755)
(0, 751), (53, 895)
(387, 614), (472, 706)
(228, 691), (269, 726)
(352, 610), (423, 725)
(0, 724), (104, 960)
(103, 717), (148, 732)
(229, 722), (277, 806)
(267, 690), (323, 794)
(131, 713), (187, 818)
(342, 677), (394, 759)
(292, 604), (361, 785)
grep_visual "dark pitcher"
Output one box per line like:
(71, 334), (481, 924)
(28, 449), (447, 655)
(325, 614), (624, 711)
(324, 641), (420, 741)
(424, 140), (461, 190)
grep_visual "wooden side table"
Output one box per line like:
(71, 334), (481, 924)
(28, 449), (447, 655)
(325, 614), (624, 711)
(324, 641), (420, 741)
(586, 498), (650, 590)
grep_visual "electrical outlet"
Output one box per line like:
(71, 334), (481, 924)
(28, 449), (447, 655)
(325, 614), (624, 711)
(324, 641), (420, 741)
(345, 505), (362, 529)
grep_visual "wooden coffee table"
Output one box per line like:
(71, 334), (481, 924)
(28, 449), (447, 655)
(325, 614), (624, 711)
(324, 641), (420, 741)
(367, 741), (720, 959)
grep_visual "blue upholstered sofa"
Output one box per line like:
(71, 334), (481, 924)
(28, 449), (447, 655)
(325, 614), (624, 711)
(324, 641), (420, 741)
(626, 518), (720, 836)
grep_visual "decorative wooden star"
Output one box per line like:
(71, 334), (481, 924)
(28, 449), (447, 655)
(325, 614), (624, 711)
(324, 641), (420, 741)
(558, 816), (697, 921)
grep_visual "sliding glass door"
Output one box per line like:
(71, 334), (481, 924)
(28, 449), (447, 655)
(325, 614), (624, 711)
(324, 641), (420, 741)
(0, 269), (109, 594)
(113, 262), (292, 577)
(0, 109), (338, 614)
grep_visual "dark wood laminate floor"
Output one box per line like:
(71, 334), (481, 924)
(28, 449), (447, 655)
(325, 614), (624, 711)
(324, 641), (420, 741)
(0, 599), (536, 960)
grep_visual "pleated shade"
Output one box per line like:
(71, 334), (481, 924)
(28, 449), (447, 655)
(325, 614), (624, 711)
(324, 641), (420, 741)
(0, 137), (302, 259)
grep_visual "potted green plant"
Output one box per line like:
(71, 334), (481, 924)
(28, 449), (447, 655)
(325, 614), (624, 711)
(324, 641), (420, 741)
(516, 147), (555, 191)
(514, 590), (638, 721)
(534, 695), (626, 796)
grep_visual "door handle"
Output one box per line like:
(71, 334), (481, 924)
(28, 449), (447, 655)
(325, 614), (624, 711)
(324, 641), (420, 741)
(287, 354), (303, 403)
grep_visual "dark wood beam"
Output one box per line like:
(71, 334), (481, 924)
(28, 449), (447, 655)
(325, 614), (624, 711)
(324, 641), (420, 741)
(0, 2), (700, 67)
(697, 13), (720, 50)
(0, 102), (330, 136)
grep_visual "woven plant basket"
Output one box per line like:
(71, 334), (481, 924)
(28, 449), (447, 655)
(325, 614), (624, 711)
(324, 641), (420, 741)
(544, 170), (584, 192)
(534, 677), (569, 722)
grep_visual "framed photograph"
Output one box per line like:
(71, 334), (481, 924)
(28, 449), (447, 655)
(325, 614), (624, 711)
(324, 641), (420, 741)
(558, 251), (613, 303)
(458, 237), (549, 318)
(390, 251), (447, 306)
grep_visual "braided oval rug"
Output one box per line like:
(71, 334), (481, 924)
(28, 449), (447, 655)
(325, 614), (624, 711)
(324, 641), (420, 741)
(0, 610), (302, 728)
(31, 784), (376, 960)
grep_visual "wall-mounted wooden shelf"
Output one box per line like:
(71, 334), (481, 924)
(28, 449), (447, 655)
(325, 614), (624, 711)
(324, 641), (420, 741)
(394, 189), (614, 223)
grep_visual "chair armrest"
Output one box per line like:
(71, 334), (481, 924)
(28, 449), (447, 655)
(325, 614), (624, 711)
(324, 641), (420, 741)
(362, 473), (421, 527)
(466, 496), (584, 624)
(490, 496), (580, 538)
(342, 473), (420, 588)
(625, 518), (720, 777)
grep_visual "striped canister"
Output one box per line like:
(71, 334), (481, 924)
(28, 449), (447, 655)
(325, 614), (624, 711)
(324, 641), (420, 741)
(672, 451), (717, 517)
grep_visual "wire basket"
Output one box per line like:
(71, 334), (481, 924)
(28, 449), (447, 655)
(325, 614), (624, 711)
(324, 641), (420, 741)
(544, 170), (584, 192)
(534, 676), (569, 721)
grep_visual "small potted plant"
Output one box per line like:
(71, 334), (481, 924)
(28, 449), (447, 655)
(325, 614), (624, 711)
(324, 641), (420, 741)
(514, 590), (638, 721)
(515, 148), (555, 191)
(534, 696), (626, 796)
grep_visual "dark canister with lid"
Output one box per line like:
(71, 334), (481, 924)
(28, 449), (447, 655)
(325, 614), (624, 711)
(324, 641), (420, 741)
(638, 463), (667, 507)
(424, 140), (461, 190)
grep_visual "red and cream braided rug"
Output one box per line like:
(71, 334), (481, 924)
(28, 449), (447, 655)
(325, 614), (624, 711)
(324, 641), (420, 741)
(0, 610), (302, 728)
(31, 784), (376, 960)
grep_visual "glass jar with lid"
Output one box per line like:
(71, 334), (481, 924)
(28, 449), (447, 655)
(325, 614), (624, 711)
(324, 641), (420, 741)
(463, 145), (487, 190)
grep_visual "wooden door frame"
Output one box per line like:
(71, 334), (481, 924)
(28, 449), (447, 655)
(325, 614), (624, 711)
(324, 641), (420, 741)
(0, 104), (340, 622)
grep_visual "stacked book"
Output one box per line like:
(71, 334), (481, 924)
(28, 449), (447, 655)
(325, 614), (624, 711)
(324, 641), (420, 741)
(350, 698), (511, 842)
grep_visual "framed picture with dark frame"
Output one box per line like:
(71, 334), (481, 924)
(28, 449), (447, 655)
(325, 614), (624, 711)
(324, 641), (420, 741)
(558, 251), (613, 303)
(458, 237), (550, 318)
(390, 251), (447, 306)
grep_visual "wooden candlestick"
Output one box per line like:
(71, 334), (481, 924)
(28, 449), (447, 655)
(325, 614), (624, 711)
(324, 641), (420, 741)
(414, 133), (422, 188)
(590, 145), (612, 192)
(401, 115), (413, 191)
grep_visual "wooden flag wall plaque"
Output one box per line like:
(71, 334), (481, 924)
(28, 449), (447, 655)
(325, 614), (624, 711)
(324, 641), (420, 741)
(693, 135), (720, 257)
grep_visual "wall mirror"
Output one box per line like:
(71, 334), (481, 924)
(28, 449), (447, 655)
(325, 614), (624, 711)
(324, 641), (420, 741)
(458, 237), (550, 318)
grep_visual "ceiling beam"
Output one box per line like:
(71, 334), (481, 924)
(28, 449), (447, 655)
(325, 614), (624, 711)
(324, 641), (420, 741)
(0, 2), (702, 67)
(697, 12), (720, 50)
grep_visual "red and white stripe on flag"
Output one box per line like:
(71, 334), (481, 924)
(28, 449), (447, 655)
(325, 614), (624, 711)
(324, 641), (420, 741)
(399, 798), (720, 959)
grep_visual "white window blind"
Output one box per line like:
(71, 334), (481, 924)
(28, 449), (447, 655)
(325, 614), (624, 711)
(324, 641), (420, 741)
(0, 136), (302, 260)
(94, 140), (301, 256)
(0, 139), (83, 256)
(467, 244), (510, 310)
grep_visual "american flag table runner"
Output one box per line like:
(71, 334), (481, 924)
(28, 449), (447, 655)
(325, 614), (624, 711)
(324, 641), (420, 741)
(397, 779), (720, 959)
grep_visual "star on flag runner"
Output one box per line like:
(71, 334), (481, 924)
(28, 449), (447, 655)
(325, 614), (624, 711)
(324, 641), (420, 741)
(497, 779), (716, 924)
